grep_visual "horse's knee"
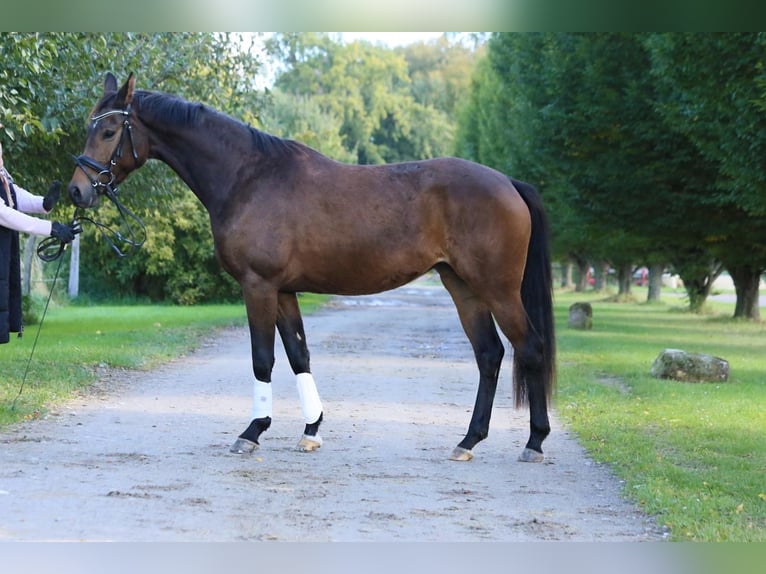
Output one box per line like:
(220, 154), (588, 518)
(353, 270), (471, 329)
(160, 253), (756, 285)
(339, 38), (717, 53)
(251, 351), (275, 382)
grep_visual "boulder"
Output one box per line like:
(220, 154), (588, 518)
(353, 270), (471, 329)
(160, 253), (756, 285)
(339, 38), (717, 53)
(650, 348), (729, 382)
(568, 302), (593, 330)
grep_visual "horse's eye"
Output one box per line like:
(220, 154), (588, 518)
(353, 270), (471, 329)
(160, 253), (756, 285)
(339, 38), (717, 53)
(103, 129), (116, 139)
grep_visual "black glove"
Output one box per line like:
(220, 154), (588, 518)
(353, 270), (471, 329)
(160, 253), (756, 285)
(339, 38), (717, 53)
(43, 180), (61, 212)
(50, 221), (82, 244)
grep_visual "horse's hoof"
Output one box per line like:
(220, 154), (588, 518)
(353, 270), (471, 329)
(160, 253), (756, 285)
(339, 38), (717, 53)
(230, 438), (259, 454)
(518, 447), (544, 463)
(449, 446), (474, 461)
(297, 434), (322, 452)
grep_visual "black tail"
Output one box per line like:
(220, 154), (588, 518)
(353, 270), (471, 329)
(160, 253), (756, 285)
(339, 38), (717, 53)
(510, 178), (556, 408)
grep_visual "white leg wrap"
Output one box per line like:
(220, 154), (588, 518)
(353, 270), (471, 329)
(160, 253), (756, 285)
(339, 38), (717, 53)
(251, 381), (272, 420)
(296, 372), (323, 424)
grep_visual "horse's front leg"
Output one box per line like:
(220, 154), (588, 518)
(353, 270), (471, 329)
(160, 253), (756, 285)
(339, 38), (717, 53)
(277, 292), (324, 452)
(230, 282), (279, 454)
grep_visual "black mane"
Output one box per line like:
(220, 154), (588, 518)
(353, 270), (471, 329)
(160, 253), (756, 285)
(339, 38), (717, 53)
(131, 90), (311, 158)
(135, 90), (203, 126)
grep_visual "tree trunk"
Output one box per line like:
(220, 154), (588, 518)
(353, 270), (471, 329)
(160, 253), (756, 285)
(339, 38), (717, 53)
(560, 261), (574, 289)
(616, 263), (632, 297)
(728, 264), (762, 320)
(683, 276), (714, 313)
(564, 262), (574, 289)
(593, 261), (609, 291)
(673, 251), (721, 313)
(647, 263), (664, 302)
(572, 255), (589, 292)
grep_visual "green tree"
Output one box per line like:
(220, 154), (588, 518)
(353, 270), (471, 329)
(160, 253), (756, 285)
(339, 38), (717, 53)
(268, 33), (463, 164)
(258, 89), (355, 163)
(647, 33), (766, 319)
(398, 35), (481, 120)
(460, 33), (726, 309)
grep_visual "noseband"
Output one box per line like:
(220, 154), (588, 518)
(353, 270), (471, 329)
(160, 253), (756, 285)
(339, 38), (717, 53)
(73, 105), (139, 200)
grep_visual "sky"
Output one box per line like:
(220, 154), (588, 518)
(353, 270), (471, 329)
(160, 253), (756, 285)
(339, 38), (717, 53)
(336, 32), (444, 46)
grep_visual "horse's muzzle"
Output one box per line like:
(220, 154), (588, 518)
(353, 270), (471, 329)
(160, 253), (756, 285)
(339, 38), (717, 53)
(68, 183), (98, 208)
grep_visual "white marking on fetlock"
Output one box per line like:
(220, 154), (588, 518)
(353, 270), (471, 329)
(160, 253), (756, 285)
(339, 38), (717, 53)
(296, 372), (323, 424)
(252, 381), (272, 420)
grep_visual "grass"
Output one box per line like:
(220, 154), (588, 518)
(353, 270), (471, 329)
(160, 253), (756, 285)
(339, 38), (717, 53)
(1, 294), (328, 426)
(554, 288), (766, 541)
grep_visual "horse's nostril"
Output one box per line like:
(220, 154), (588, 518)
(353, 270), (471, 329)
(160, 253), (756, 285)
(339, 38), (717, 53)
(68, 184), (81, 202)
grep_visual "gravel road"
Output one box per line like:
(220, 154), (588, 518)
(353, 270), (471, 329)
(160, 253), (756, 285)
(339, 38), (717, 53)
(0, 279), (664, 541)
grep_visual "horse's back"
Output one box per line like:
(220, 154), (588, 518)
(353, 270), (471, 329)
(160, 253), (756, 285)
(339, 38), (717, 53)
(321, 156), (529, 225)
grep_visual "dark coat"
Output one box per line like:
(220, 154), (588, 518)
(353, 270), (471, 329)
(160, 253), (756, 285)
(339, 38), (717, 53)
(0, 180), (22, 343)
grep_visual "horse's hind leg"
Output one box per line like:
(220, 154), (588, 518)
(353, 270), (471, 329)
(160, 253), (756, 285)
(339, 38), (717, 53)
(437, 265), (505, 462)
(276, 292), (324, 452)
(491, 300), (550, 463)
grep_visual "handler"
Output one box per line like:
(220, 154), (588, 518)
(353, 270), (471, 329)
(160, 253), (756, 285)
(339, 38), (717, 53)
(0, 136), (80, 343)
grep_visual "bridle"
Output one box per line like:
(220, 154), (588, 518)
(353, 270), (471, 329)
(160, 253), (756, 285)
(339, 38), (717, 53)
(37, 104), (146, 262)
(72, 104), (139, 200)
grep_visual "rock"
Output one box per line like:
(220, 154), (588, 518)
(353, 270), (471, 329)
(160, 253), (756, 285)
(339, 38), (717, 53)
(650, 348), (729, 382)
(568, 302), (593, 330)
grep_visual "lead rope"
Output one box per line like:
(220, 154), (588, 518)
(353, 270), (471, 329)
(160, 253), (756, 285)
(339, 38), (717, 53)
(11, 249), (66, 411)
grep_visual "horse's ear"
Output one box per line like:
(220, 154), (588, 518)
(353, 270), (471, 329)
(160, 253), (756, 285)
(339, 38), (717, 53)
(104, 72), (118, 94)
(115, 73), (136, 108)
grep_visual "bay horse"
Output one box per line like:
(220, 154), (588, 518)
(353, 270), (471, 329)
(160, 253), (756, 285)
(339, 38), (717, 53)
(67, 73), (556, 463)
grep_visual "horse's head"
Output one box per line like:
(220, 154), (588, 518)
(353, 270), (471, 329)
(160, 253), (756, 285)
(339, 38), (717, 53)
(68, 73), (148, 208)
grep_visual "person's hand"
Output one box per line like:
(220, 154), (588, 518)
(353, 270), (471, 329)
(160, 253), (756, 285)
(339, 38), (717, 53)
(50, 221), (82, 244)
(43, 180), (61, 212)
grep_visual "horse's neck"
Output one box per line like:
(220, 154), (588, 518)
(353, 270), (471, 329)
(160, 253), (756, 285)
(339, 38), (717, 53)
(146, 121), (238, 215)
